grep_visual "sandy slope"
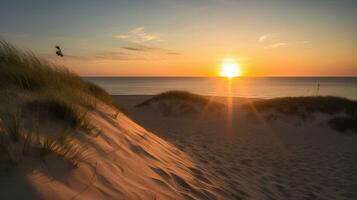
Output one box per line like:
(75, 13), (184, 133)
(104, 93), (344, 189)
(0, 102), (231, 200)
(113, 95), (357, 200)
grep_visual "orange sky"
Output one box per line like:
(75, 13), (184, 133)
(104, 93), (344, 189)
(2, 0), (357, 76)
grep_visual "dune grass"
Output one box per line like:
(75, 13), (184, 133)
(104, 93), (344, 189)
(0, 118), (87, 169)
(243, 96), (357, 133)
(0, 41), (122, 170)
(243, 96), (357, 117)
(0, 40), (117, 110)
(25, 97), (85, 128)
(0, 40), (126, 120)
(136, 91), (223, 116)
(1, 109), (23, 142)
(137, 91), (219, 107)
(38, 136), (87, 168)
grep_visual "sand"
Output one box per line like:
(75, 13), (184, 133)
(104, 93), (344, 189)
(1, 94), (356, 200)
(112, 95), (357, 200)
(0, 100), (229, 200)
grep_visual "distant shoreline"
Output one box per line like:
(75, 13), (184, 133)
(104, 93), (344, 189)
(84, 76), (357, 78)
(112, 94), (357, 101)
(88, 77), (357, 100)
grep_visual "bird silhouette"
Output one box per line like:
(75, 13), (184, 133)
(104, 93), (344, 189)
(55, 45), (64, 57)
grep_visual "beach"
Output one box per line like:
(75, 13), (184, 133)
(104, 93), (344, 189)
(112, 95), (357, 199)
(2, 0), (357, 198)
(1, 41), (357, 200)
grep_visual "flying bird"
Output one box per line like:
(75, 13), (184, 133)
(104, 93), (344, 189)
(55, 45), (64, 57)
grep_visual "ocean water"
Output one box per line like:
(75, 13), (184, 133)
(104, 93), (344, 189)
(86, 77), (357, 100)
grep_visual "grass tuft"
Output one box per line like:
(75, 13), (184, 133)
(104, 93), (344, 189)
(86, 81), (113, 106)
(243, 96), (357, 117)
(0, 40), (124, 113)
(136, 91), (223, 116)
(26, 98), (80, 128)
(4, 109), (23, 142)
(0, 126), (19, 168)
(137, 91), (212, 107)
(38, 136), (87, 168)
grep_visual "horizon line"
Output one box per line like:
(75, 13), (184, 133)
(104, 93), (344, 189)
(82, 75), (357, 78)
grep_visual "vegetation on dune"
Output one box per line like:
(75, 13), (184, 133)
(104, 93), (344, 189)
(0, 41), (122, 171)
(26, 98), (82, 128)
(0, 41), (117, 109)
(243, 96), (357, 116)
(136, 91), (223, 116)
(137, 91), (221, 108)
(0, 115), (87, 170)
(243, 96), (357, 133)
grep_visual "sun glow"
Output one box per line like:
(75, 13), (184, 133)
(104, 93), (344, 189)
(220, 59), (241, 78)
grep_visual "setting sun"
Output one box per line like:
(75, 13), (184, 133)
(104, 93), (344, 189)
(220, 59), (241, 78)
(1, 0), (357, 199)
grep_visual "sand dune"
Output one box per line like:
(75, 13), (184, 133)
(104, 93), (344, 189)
(1, 93), (356, 199)
(0, 42), (233, 200)
(2, 41), (356, 200)
(113, 95), (357, 200)
(1, 101), (232, 200)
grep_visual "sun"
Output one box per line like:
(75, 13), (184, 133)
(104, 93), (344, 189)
(220, 59), (241, 78)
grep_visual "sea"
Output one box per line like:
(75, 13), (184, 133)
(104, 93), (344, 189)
(85, 77), (357, 100)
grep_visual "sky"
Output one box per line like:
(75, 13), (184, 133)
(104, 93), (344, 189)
(1, 0), (357, 76)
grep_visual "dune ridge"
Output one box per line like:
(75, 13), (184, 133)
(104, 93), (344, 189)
(1, 101), (229, 199)
(28, 104), (229, 199)
(0, 41), (229, 200)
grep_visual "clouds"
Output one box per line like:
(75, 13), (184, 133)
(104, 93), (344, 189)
(264, 42), (289, 49)
(45, 51), (139, 61)
(258, 33), (276, 43)
(131, 27), (161, 42)
(258, 32), (310, 49)
(94, 51), (134, 61)
(258, 32), (291, 49)
(120, 45), (180, 55)
(113, 35), (130, 39)
(120, 46), (156, 51)
(110, 27), (179, 59)
(46, 45), (180, 62)
(113, 27), (162, 43)
(45, 27), (178, 62)
(93, 46), (180, 61)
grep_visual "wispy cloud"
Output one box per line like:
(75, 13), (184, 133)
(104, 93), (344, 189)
(258, 33), (276, 43)
(45, 45), (180, 62)
(113, 34), (130, 39)
(94, 51), (135, 60)
(166, 51), (181, 55)
(120, 45), (180, 55)
(47, 51), (142, 61)
(131, 27), (160, 42)
(120, 46), (156, 51)
(259, 32), (310, 49)
(264, 42), (289, 49)
(113, 27), (162, 43)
